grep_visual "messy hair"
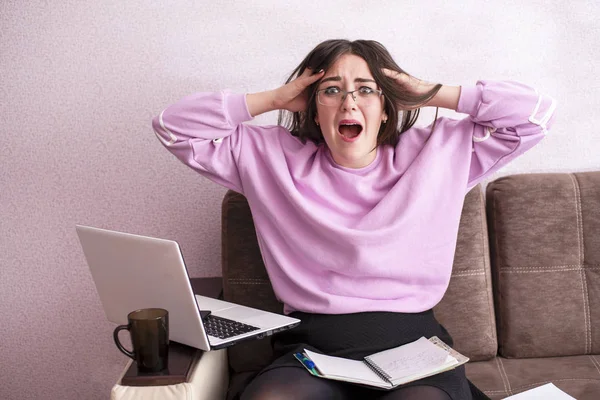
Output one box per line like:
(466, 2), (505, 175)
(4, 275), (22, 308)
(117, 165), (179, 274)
(278, 39), (442, 147)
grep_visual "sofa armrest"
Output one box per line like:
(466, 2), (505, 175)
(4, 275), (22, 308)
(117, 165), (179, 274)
(111, 349), (229, 400)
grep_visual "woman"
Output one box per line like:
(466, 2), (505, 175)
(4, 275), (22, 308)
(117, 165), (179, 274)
(152, 39), (556, 400)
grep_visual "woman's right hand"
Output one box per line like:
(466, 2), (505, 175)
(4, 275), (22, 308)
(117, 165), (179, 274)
(273, 68), (325, 112)
(247, 68), (324, 117)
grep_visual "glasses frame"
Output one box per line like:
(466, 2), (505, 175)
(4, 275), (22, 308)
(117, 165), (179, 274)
(316, 87), (384, 107)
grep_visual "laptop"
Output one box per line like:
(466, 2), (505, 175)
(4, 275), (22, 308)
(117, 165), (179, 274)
(75, 225), (300, 351)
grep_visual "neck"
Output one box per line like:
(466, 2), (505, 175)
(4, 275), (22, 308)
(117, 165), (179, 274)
(330, 148), (378, 169)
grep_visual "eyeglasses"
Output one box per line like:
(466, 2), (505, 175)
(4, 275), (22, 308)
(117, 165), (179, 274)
(316, 86), (383, 107)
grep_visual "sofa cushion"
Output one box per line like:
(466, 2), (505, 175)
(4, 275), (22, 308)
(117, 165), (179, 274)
(433, 185), (497, 361)
(486, 172), (600, 358)
(466, 355), (600, 399)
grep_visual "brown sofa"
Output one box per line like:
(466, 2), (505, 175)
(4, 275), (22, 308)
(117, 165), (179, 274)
(220, 171), (600, 399)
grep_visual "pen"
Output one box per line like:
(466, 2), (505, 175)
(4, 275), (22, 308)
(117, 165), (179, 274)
(294, 352), (319, 375)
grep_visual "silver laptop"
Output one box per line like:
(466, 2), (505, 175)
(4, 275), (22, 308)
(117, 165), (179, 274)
(75, 225), (300, 351)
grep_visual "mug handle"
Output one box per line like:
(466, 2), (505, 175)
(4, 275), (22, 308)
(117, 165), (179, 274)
(113, 325), (135, 359)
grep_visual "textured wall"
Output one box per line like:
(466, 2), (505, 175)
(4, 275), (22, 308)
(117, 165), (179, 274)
(1, 0), (598, 399)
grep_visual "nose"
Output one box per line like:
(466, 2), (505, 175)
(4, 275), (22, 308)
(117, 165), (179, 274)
(341, 92), (357, 111)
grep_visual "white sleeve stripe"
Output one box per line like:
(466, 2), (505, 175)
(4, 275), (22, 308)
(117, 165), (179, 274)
(539, 97), (557, 127)
(529, 93), (543, 123)
(473, 126), (495, 142)
(528, 94), (556, 130)
(158, 109), (178, 146)
(153, 128), (176, 147)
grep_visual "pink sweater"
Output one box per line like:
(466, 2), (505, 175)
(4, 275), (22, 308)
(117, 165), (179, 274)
(152, 81), (556, 315)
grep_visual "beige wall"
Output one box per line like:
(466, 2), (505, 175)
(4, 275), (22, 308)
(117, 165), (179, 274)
(1, 1), (598, 398)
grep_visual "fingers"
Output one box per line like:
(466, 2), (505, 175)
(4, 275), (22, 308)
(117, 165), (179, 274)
(382, 68), (400, 78)
(289, 68), (324, 94)
(302, 67), (325, 84)
(382, 68), (409, 84)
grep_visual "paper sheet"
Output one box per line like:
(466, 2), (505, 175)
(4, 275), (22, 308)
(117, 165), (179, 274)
(503, 383), (576, 399)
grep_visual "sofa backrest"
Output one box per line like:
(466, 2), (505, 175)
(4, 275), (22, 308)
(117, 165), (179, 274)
(221, 191), (281, 373)
(486, 171), (600, 358)
(221, 185), (497, 374)
(433, 186), (497, 361)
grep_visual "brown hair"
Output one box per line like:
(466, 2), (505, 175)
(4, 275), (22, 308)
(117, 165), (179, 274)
(278, 39), (442, 148)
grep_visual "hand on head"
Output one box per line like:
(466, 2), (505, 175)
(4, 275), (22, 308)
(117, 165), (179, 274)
(274, 67), (325, 112)
(381, 68), (436, 110)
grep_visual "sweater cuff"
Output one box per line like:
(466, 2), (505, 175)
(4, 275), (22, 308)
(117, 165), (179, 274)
(456, 84), (483, 116)
(223, 92), (253, 126)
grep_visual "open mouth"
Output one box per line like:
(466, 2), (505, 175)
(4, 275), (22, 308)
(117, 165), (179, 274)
(338, 120), (363, 142)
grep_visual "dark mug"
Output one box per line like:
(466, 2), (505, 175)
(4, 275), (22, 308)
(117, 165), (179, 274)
(113, 308), (169, 373)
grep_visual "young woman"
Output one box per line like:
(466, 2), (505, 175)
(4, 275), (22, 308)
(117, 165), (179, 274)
(152, 39), (556, 400)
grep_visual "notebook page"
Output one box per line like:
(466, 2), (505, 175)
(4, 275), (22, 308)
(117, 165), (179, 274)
(386, 354), (458, 386)
(364, 337), (449, 381)
(303, 349), (389, 387)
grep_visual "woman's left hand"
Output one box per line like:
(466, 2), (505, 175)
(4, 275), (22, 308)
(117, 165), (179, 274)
(382, 68), (438, 109)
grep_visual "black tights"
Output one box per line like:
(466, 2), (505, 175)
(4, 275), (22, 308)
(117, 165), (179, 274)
(240, 367), (452, 400)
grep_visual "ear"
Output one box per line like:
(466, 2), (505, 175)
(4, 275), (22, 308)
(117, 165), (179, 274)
(314, 115), (320, 126)
(382, 112), (388, 123)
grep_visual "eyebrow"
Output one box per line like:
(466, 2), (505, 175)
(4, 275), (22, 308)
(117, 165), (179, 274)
(319, 76), (376, 84)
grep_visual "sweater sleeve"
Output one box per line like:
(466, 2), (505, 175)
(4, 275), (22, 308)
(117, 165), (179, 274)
(151, 91), (252, 194)
(453, 80), (557, 191)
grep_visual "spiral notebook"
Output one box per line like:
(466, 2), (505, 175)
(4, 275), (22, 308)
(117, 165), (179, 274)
(294, 336), (469, 390)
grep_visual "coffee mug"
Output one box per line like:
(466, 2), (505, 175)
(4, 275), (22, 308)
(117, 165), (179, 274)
(113, 308), (169, 373)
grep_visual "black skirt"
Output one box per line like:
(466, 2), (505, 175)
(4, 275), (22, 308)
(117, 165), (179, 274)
(242, 310), (489, 400)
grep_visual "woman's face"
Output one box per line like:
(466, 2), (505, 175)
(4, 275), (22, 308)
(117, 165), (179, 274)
(314, 54), (387, 169)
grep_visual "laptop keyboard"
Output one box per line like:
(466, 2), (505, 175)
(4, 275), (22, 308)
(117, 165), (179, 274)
(204, 314), (260, 339)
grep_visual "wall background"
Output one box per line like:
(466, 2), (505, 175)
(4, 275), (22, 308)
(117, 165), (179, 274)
(1, 1), (598, 398)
